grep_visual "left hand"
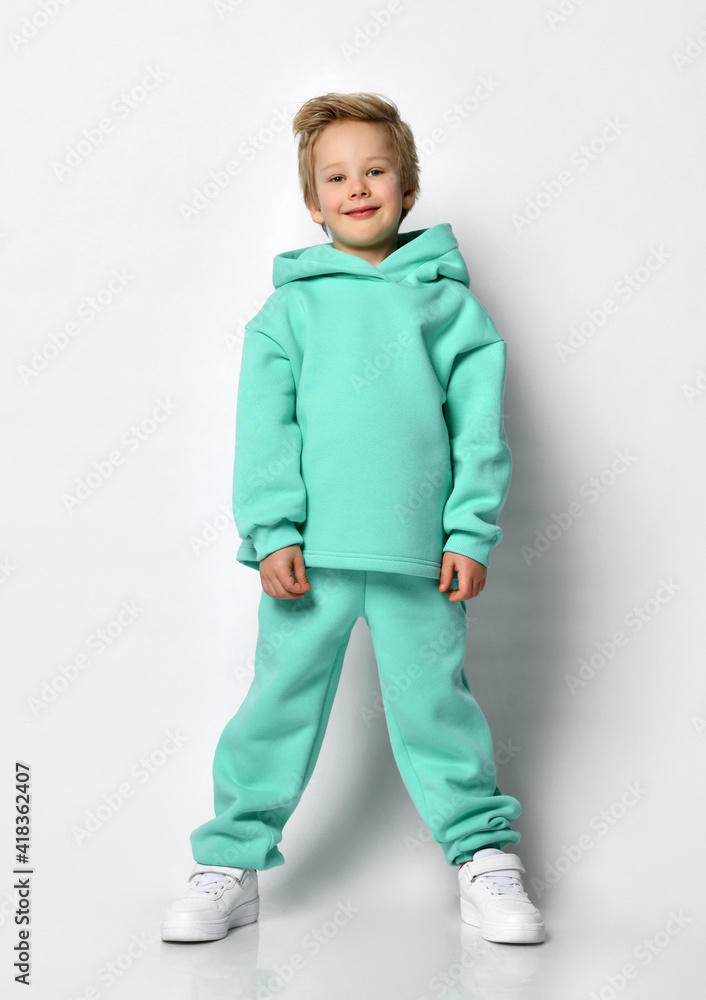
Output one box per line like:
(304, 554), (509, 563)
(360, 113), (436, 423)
(438, 551), (487, 601)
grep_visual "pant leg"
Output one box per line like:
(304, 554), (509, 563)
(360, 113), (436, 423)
(190, 566), (364, 870)
(363, 570), (522, 866)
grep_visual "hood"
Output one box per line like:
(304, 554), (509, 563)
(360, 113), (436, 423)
(272, 222), (470, 289)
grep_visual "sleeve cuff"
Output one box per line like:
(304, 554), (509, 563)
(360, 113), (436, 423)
(250, 520), (304, 562)
(443, 528), (502, 569)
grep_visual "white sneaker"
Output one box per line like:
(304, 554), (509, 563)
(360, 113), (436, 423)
(458, 848), (545, 944)
(161, 864), (259, 942)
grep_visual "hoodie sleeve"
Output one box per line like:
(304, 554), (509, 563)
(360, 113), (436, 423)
(441, 311), (512, 568)
(232, 325), (307, 562)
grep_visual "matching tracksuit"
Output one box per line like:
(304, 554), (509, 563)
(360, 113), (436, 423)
(190, 223), (522, 869)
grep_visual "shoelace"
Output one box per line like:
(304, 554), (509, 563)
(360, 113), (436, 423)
(476, 872), (528, 897)
(187, 871), (236, 896)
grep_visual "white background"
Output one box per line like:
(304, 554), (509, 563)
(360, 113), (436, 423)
(2, 1), (705, 997)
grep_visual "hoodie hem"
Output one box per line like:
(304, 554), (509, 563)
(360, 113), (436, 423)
(298, 549), (442, 579)
(236, 541), (442, 580)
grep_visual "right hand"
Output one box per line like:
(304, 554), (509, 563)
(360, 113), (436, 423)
(259, 544), (311, 600)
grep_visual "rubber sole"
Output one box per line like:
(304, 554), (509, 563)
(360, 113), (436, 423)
(161, 896), (260, 943)
(460, 896), (546, 944)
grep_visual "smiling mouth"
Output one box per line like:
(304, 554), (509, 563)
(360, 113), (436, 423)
(345, 207), (379, 218)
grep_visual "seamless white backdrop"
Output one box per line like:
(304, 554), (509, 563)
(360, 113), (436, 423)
(2, 1), (705, 998)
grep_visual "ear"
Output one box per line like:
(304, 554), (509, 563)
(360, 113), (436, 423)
(402, 186), (416, 211)
(306, 197), (324, 226)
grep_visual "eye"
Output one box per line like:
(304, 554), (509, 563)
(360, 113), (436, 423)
(368, 168), (382, 176)
(330, 175), (344, 183)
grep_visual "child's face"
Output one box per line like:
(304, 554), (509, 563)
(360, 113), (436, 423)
(307, 119), (415, 257)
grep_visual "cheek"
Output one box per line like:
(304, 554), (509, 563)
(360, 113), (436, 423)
(320, 187), (340, 209)
(379, 179), (402, 202)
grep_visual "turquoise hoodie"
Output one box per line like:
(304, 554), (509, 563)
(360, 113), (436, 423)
(233, 222), (512, 580)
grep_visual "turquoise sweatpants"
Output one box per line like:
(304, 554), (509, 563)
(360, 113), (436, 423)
(190, 566), (522, 869)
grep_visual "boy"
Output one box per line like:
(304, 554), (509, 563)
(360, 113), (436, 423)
(161, 92), (545, 945)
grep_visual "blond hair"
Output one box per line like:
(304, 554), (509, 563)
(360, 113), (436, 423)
(292, 92), (420, 237)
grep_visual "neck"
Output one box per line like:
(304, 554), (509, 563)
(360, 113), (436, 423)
(332, 233), (399, 267)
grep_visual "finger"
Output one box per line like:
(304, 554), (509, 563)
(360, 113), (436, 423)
(456, 566), (471, 600)
(262, 569), (290, 600)
(290, 552), (311, 593)
(438, 558), (454, 592)
(270, 561), (308, 598)
(276, 569), (304, 597)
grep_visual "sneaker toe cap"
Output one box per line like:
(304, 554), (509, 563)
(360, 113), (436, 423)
(167, 898), (221, 916)
(487, 899), (543, 922)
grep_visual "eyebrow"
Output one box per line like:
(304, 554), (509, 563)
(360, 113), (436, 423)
(317, 155), (394, 173)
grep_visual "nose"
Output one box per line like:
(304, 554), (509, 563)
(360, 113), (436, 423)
(348, 176), (370, 198)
